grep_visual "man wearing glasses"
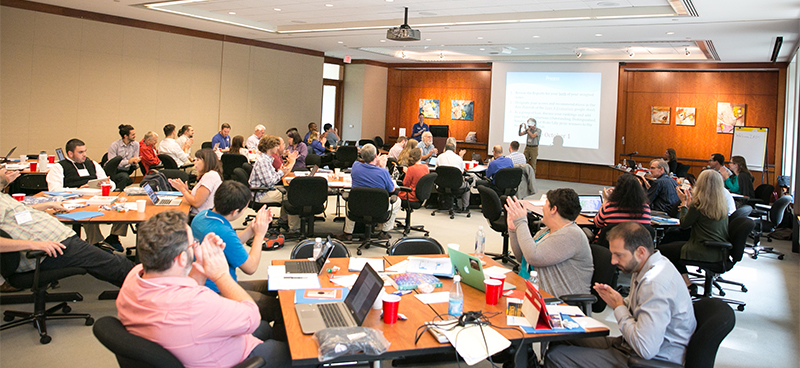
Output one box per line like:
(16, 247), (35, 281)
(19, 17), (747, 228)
(638, 159), (680, 213)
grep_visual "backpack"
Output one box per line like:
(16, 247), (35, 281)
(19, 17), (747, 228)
(140, 171), (171, 192)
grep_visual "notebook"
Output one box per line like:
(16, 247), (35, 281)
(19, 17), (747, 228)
(578, 195), (603, 216)
(294, 263), (383, 334)
(142, 183), (182, 206)
(448, 248), (515, 292)
(284, 236), (334, 274)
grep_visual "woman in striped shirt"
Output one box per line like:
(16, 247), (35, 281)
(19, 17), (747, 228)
(594, 173), (651, 245)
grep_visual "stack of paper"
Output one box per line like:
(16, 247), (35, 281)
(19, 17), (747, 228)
(266, 265), (321, 290)
(347, 258), (385, 272)
(439, 324), (511, 366)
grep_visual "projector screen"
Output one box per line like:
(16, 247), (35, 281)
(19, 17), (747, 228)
(488, 62), (619, 166)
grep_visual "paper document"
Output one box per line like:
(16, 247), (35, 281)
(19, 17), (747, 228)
(573, 316), (609, 329)
(267, 265), (321, 290)
(439, 324), (511, 366)
(527, 199), (546, 207)
(414, 291), (449, 304)
(406, 257), (454, 277)
(348, 258), (384, 272)
(482, 266), (512, 277)
(86, 196), (118, 205)
(386, 260), (409, 273)
(545, 305), (585, 317)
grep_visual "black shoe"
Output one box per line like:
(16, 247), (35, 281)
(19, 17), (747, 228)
(104, 235), (123, 252)
(688, 284), (700, 297)
(378, 231), (391, 240)
(336, 233), (353, 242)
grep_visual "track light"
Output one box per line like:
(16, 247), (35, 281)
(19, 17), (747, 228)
(401, 51), (407, 59)
(439, 52), (444, 59)
(627, 48), (634, 58)
(685, 47), (691, 56)
(576, 51), (582, 58)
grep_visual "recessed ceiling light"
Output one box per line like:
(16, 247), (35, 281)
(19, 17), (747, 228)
(386, 0), (394, 2)
(595, 33), (602, 37)
(532, 35), (540, 38)
(274, 8), (281, 11)
(425, 38), (431, 41)
(479, 48), (485, 51)
(597, 2), (619, 6)
(524, 47), (530, 49)
(666, 31), (674, 35)
(477, 37), (483, 40)
(325, 4), (333, 7)
(228, 11), (236, 15)
(380, 40), (386, 42)
(337, 41), (343, 44)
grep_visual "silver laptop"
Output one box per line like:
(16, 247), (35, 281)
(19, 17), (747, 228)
(295, 263), (383, 334)
(578, 195), (603, 216)
(285, 237), (334, 274)
(428, 156), (437, 166)
(143, 183), (182, 206)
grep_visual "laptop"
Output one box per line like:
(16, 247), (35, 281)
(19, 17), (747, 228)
(448, 248), (516, 292)
(578, 195), (603, 216)
(142, 183), (182, 206)
(285, 236), (334, 274)
(295, 263), (383, 334)
(55, 148), (65, 161)
(428, 156), (437, 166)
(1, 147), (16, 163)
(625, 158), (636, 168)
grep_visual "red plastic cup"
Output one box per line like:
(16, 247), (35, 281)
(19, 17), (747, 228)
(484, 279), (502, 305)
(489, 273), (506, 301)
(48, 155), (55, 163)
(12, 193), (25, 201)
(101, 183), (111, 196)
(29, 162), (38, 172)
(382, 294), (401, 324)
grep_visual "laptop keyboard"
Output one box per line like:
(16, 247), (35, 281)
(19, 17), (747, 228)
(290, 261), (317, 273)
(319, 303), (348, 328)
(156, 198), (173, 205)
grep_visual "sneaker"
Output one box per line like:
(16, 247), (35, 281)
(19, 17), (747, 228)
(104, 236), (124, 252)
(377, 231), (391, 240)
(336, 233), (353, 242)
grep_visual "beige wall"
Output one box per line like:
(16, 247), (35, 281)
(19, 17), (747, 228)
(0, 6), (324, 159)
(341, 64), (388, 142)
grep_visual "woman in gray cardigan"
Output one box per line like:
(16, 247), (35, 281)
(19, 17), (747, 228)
(505, 189), (593, 298)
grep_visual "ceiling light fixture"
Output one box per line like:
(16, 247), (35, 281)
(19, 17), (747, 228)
(532, 35), (540, 38)
(576, 51), (582, 58)
(477, 37), (483, 40)
(337, 41), (343, 44)
(479, 48), (485, 51)
(325, 4), (333, 7)
(380, 40), (386, 42)
(439, 52), (444, 59)
(685, 47), (691, 56)
(595, 33), (602, 37)
(228, 11), (235, 15)
(666, 31), (674, 35)
(274, 8), (281, 11)
(401, 51), (407, 59)
(627, 48), (634, 58)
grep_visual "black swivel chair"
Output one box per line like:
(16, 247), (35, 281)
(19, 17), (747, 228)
(387, 237), (445, 256)
(747, 195), (791, 260)
(103, 155), (133, 191)
(493, 167), (523, 202)
(397, 172), (437, 236)
(560, 244), (618, 316)
(333, 145), (358, 169)
(684, 217), (754, 311)
(0, 231), (93, 344)
(158, 154), (179, 170)
(432, 166), (470, 219)
(282, 176), (328, 239)
(291, 238), (351, 259)
(234, 167), (283, 227)
(346, 187), (392, 255)
(8, 172), (48, 195)
(374, 136), (386, 150)
(93, 316), (266, 368)
(674, 162), (691, 178)
(201, 141), (213, 149)
(628, 297), (735, 368)
(358, 139), (374, 147)
(748, 184), (774, 206)
(305, 153), (322, 169)
(221, 153), (248, 181)
(477, 185), (518, 270)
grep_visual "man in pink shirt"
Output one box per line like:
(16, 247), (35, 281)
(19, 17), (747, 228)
(116, 211), (292, 368)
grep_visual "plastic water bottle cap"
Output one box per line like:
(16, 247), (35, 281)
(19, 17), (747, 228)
(315, 238), (322, 243)
(478, 226), (483, 230)
(453, 275), (461, 282)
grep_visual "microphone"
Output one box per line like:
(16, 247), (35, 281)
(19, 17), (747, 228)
(621, 151), (638, 157)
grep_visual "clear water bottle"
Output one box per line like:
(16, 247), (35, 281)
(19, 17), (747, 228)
(38, 151), (47, 173)
(313, 237), (323, 259)
(529, 271), (539, 290)
(448, 275), (464, 317)
(475, 226), (485, 259)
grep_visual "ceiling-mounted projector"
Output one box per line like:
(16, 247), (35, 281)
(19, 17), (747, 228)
(387, 7), (420, 41)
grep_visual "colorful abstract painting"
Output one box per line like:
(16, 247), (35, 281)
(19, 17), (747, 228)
(651, 106), (670, 125)
(419, 99), (439, 119)
(675, 107), (696, 126)
(717, 103), (745, 133)
(451, 100), (474, 120)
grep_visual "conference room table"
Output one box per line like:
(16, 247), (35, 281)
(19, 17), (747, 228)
(275, 255), (609, 367)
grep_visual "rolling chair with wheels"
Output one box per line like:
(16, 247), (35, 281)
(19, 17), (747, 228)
(374, 136), (386, 150)
(291, 238), (351, 259)
(628, 297), (735, 368)
(93, 316), (266, 368)
(747, 195), (791, 260)
(477, 185), (518, 270)
(345, 187), (392, 255)
(387, 237), (445, 255)
(305, 153), (322, 169)
(0, 231), (93, 344)
(747, 184), (774, 206)
(358, 139), (374, 147)
(157, 154), (179, 170)
(688, 205), (752, 296)
(674, 162), (690, 178)
(282, 176), (328, 238)
(100, 152), (109, 167)
(201, 141), (213, 149)
(684, 217), (754, 311)
(396, 172), (437, 236)
(332, 145), (358, 169)
(493, 167), (522, 202)
(7, 172), (48, 196)
(221, 153), (248, 181)
(560, 244), (618, 316)
(432, 166), (470, 219)
(103, 155), (133, 189)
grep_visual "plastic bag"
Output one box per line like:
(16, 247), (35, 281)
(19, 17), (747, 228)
(313, 327), (390, 362)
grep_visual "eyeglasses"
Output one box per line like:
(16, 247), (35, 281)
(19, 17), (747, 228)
(174, 240), (199, 261)
(649, 166), (659, 170)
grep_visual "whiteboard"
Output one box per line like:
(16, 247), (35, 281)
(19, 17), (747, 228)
(731, 127), (768, 172)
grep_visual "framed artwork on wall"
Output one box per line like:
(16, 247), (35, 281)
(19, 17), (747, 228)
(451, 100), (474, 120)
(717, 102), (746, 133)
(675, 107), (696, 126)
(419, 99), (440, 119)
(651, 106), (670, 124)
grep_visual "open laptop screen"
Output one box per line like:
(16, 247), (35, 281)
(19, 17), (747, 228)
(578, 195), (603, 213)
(343, 264), (383, 326)
(142, 183), (159, 204)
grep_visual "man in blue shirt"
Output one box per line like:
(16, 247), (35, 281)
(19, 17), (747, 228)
(211, 123), (232, 152)
(485, 145), (514, 183)
(302, 122), (317, 144)
(190, 181), (283, 334)
(411, 113), (429, 141)
(337, 144), (401, 242)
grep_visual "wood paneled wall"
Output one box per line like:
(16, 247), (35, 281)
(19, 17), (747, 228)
(385, 69), (491, 143)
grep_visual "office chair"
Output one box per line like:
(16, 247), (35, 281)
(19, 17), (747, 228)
(748, 184), (774, 206)
(93, 316), (266, 368)
(374, 136), (385, 150)
(747, 195), (791, 260)
(100, 152), (109, 167)
(346, 187), (392, 255)
(387, 237), (445, 256)
(396, 172), (437, 236)
(628, 297), (735, 368)
(477, 185), (518, 270)
(333, 145), (358, 169)
(0, 231), (93, 344)
(9, 172), (48, 195)
(235, 167), (283, 227)
(305, 153), (322, 169)
(221, 153), (248, 181)
(493, 167), (523, 202)
(674, 162), (690, 178)
(282, 176), (328, 238)
(684, 217), (754, 311)
(291, 238), (351, 259)
(358, 139), (374, 147)
(432, 166), (470, 219)
(138, 160), (164, 176)
(160, 169), (190, 188)
(560, 244), (617, 316)
(157, 154), (179, 170)
(201, 141), (213, 149)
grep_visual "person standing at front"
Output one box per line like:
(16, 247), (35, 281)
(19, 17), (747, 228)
(519, 118), (541, 173)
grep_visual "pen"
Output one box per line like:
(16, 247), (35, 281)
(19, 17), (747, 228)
(283, 276), (310, 279)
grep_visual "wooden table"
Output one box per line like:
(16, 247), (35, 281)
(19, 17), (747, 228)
(276, 255), (609, 367)
(48, 192), (191, 225)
